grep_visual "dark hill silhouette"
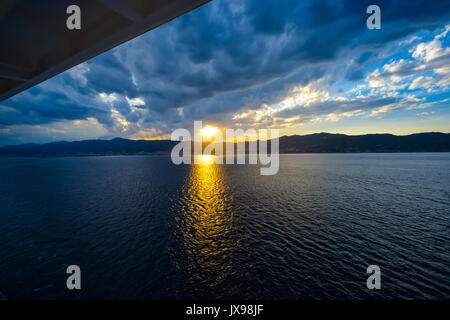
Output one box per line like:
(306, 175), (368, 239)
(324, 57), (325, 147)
(0, 132), (449, 156)
(0, 138), (177, 156)
(278, 132), (450, 153)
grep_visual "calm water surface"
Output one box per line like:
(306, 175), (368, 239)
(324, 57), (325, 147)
(0, 154), (449, 299)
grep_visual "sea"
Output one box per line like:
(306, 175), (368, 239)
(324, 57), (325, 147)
(0, 153), (449, 299)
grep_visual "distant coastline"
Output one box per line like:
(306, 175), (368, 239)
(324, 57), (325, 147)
(0, 132), (449, 157)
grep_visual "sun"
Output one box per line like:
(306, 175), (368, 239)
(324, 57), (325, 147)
(200, 125), (220, 140)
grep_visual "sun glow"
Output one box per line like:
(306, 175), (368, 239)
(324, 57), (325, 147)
(200, 125), (220, 140)
(195, 154), (215, 165)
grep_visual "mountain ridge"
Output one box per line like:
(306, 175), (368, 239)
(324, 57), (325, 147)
(0, 132), (449, 156)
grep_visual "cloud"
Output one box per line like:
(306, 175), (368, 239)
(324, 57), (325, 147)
(0, 0), (450, 144)
(409, 76), (435, 90)
(0, 118), (108, 146)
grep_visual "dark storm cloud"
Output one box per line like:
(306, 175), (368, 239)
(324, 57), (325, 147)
(0, 82), (104, 126)
(86, 53), (138, 97)
(345, 51), (377, 81)
(1, 0), (449, 135)
(180, 64), (328, 122)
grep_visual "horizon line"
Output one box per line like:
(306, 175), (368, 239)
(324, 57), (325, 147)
(1, 131), (449, 148)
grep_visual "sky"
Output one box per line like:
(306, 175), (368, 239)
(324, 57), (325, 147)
(0, 0), (450, 146)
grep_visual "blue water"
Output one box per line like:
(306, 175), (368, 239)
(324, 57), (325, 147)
(0, 153), (449, 299)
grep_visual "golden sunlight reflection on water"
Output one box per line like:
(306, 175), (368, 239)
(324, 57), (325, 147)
(170, 155), (238, 291)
